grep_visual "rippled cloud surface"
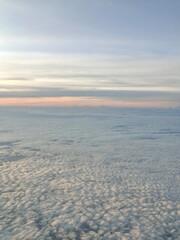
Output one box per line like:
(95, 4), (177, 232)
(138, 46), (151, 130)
(0, 107), (180, 239)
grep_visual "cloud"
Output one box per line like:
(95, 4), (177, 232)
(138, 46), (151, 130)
(0, 53), (180, 90)
(0, 53), (180, 107)
(0, 106), (180, 239)
(0, 77), (33, 81)
(0, 85), (178, 97)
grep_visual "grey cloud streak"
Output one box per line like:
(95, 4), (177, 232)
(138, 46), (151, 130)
(0, 87), (179, 103)
(1, 56), (180, 93)
(0, 53), (180, 108)
(0, 77), (33, 81)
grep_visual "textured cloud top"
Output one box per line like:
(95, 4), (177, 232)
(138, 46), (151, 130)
(0, 107), (180, 239)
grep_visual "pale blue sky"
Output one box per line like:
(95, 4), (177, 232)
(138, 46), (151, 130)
(1, 0), (180, 55)
(0, 0), (180, 107)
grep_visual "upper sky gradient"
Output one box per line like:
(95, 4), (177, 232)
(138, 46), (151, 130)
(0, 0), (180, 107)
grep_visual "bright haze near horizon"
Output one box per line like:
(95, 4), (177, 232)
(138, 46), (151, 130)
(0, 0), (180, 107)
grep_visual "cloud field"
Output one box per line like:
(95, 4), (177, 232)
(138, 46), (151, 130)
(0, 107), (180, 239)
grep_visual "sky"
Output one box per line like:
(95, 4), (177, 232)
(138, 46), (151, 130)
(0, 0), (180, 107)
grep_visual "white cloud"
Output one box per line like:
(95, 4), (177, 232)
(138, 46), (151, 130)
(0, 53), (180, 92)
(0, 107), (180, 239)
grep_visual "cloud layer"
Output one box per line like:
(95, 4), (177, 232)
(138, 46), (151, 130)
(0, 53), (180, 107)
(0, 107), (180, 239)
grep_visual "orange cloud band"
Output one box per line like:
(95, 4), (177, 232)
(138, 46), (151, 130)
(0, 97), (175, 108)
